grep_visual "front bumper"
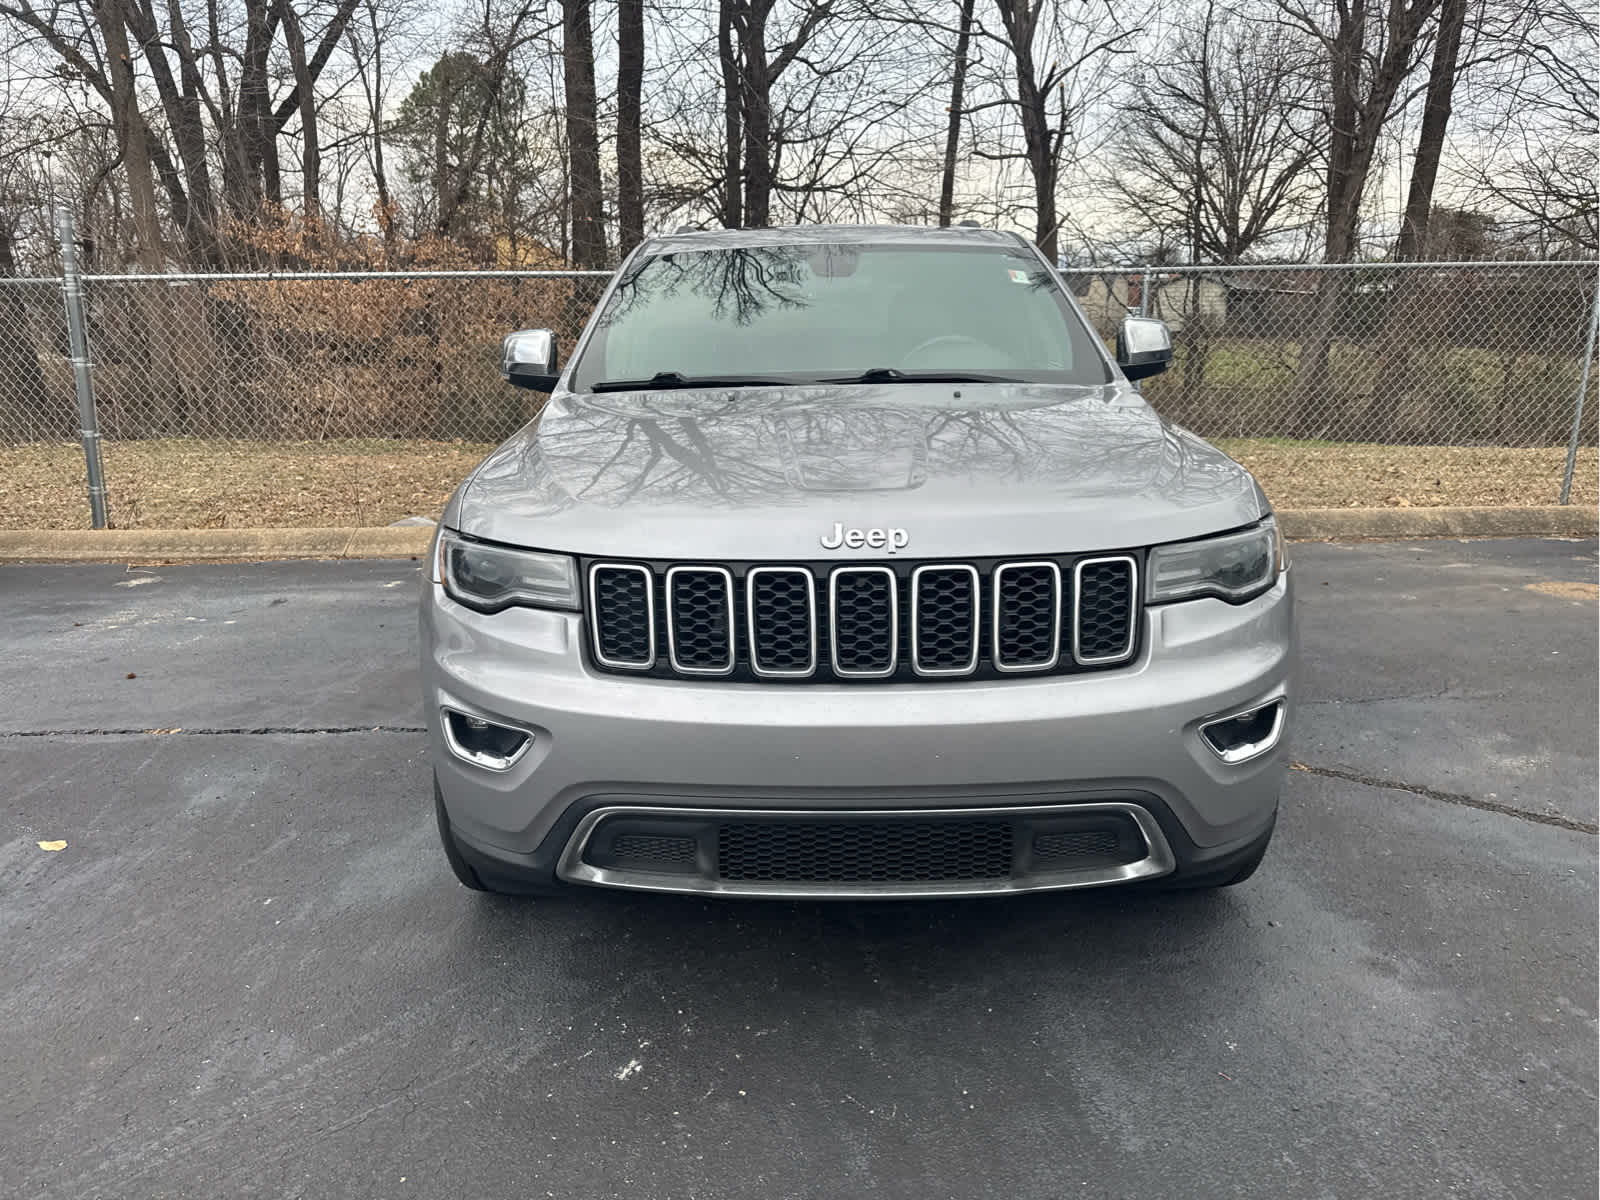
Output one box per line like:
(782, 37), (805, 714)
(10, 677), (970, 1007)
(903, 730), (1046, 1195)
(422, 567), (1295, 895)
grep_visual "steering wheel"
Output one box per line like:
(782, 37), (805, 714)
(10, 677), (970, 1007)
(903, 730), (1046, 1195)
(898, 334), (997, 369)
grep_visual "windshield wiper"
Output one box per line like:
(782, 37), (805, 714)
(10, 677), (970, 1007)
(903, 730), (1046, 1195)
(819, 367), (1024, 384)
(590, 371), (789, 393)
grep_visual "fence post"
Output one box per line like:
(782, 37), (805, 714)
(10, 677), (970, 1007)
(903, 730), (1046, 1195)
(56, 206), (109, 529)
(1139, 269), (1152, 318)
(1561, 279), (1599, 506)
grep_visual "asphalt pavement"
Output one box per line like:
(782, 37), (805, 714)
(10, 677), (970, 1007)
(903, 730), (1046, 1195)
(2, 538), (1596, 1199)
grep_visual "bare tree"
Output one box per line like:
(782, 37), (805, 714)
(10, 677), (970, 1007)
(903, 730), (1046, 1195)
(938, 0), (976, 227)
(1110, 0), (1321, 263)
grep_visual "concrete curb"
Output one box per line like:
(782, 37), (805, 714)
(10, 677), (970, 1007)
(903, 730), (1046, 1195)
(0, 506), (1594, 563)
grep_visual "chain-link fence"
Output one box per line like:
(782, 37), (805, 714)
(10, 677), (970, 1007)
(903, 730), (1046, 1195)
(1, 252), (1596, 529)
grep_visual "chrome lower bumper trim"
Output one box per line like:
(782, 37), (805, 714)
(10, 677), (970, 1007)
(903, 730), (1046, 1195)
(555, 802), (1177, 899)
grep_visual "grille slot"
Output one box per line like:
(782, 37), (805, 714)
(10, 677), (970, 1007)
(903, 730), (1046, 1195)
(716, 819), (1013, 883)
(912, 565), (980, 676)
(993, 561), (1061, 671)
(666, 566), (735, 674)
(747, 567), (816, 677)
(829, 567), (898, 678)
(589, 563), (654, 669)
(1074, 556), (1137, 664)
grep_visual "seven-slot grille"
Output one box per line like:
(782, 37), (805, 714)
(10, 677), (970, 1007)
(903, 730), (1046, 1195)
(586, 555), (1139, 684)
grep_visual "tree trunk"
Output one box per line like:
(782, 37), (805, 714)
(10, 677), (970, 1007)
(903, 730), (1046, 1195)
(240, 0), (281, 211)
(561, 0), (608, 266)
(274, 0), (322, 225)
(717, 0), (742, 228)
(739, 1), (774, 228)
(1394, 0), (1468, 263)
(938, 0), (976, 228)
(94, 0), (164, 269)
(617, 0), (644, 254)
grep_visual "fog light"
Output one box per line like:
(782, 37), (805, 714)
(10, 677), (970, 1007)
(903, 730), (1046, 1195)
(442, 708), (532, 771)
(1199, 699), (1285, 764)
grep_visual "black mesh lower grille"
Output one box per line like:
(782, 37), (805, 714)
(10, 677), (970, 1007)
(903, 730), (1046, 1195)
(994, 564), (1060, 668)
(831, 569), (896, 675)
(1076, 559), (1135, 661)
(668, 568), (733, 671)
(716, 820), (1013, 883)
(591, 566), (653, 666)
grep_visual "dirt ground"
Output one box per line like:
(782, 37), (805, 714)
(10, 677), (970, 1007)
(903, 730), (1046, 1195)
(2, 437), (1595, 529)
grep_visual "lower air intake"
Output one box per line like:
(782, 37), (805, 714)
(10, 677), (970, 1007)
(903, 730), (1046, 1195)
(716, 819), (1012, 884)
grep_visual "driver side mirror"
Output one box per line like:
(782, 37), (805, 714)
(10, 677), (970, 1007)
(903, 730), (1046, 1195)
(502, 328), (560, 392)
(1116, 317), (1173, 382)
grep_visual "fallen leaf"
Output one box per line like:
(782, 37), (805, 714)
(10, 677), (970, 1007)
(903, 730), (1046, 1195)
(38, 840), (67, 852)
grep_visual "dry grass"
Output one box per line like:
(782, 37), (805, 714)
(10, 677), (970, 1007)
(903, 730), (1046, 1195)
(1, 437), (1594, 530)
(1, 439), (493, 530)
(1217, 440), (1598, 510)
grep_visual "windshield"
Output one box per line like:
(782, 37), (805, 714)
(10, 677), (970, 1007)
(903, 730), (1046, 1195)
(568, 241), (1114, 393)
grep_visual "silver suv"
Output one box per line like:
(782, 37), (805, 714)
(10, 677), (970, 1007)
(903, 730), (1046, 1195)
(421, 225), (1295, 899)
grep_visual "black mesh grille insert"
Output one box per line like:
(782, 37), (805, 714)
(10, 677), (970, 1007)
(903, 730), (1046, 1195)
(610, 833), (697, 867)
(668, 568), (733, 672)
(1076, 559), (1135, 662)
(831, 569), (896, 675)
(592, 566), (653, 666)
(749, 568), (815, 675)
(994, 564), (1059, 668)
(914, 567), (979, 673)
(1032, 829), (1128, 867)
(717, 820), (1013, 883)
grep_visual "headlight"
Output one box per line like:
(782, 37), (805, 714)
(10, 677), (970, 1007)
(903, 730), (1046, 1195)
(439, 532), (579, 612)
(1147, 516), (1285, 604)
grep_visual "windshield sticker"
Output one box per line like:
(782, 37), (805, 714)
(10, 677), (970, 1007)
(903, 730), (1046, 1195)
(1007, 269), (1030, 284)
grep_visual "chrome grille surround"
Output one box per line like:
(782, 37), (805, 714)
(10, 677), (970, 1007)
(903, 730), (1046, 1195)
(745, 566), (818, 679)
(829, 566), (899, 678)
(910, 563), (982, 677)
(664, 565), (736, 676)
(557, 802), (1178, 898)
(588, 562), (656, 670)
(991, 560), (1062, 673)
(1073, 555), (1139, 666)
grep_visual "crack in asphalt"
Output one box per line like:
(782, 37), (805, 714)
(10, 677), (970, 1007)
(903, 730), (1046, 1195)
(1290, 761), (1598, 835)
(0, 725), (426, 737)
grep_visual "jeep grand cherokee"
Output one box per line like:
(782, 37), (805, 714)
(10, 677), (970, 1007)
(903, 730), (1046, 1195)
(421, 224), (1294, 899)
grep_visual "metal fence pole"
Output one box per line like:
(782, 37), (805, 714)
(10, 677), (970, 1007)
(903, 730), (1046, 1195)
(56, 206), (109, 528)
(1139, 269), (1151, 318)
(1560, 279), (1599, 506)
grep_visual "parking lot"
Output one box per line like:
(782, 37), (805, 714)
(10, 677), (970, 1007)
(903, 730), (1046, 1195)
(3, 537), (1595, 1199)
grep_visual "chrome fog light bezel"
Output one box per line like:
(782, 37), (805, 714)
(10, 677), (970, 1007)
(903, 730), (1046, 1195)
(1198, 698), (1286, 764)
(440, 707), (534, 771)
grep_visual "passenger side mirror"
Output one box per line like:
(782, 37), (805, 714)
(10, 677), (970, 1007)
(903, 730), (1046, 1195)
(502, 328), (560, 392)
(1116, 317), (1173, 382)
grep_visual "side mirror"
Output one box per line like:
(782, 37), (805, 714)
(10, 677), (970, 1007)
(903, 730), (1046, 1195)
(1116, 317), (1173, 382)
(502, 328), (559, 392)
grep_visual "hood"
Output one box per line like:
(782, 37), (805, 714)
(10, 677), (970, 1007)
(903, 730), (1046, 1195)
(451, 382), (1266, 560)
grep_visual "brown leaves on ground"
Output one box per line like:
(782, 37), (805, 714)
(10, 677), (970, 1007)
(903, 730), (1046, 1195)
(1216, 441), (1598, 511)
(0, 437), (1594, 530)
